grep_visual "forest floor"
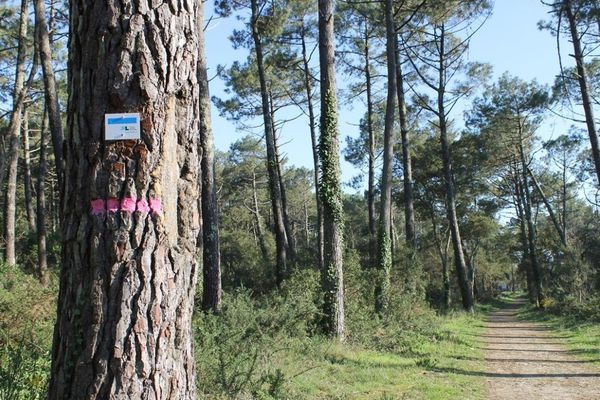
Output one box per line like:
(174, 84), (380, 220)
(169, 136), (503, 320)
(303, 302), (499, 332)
(484, 298), (600, 399)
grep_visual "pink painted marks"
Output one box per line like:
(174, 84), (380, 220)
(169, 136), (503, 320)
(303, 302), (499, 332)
(136, 199), (151, 213)
(149, 199), (162, 216)
(90, 199), (106, 215)
(107, 198), (120, 213)
(121, 197), (137, 213)
(90, 197), (162, 216)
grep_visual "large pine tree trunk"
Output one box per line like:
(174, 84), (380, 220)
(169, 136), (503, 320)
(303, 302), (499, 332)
(48, 2), (201, 399)
(375, 0), (397, 314)
(251, 0), (288, 285)
(564, 0), (600, 187)
(3, 0), (29, 265)
(198, 1), (221, 313)
(300, 22), (324, 270)
(318, 0), (345, 339)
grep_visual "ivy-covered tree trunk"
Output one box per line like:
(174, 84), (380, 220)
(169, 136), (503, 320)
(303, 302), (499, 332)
(251, 0), (289, 285)
(319, 0), (345, 339)
(563, 0), (600, 187)
(198, 1), (222, 313)
(48, 2), (201, 399)
(375, 0), (397, 314)
(300, 21), (324, 270)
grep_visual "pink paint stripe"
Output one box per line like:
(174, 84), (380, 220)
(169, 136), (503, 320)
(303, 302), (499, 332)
(150, 199), (162, 215)
(90, 199), (106, 215)
(137, 199), (151, 213)
(121, 197), (137, 213)
(107, 198), (120, 213)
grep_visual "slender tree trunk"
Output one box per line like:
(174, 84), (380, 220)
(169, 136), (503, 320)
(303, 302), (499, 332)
(318, 0), (345, 339)
(23, 110), (37, 233)
(37, 107), (48, 285)
(48, 3), (201, 399)
(4, 0), (29, 266)
(300, 22), (324, 270)
(304, 199), (310, 246)
(270, 110), (296, 260)
(198, 1), (221, 313)
(395, 33), (416, 246)
(527, 167), (566, 246)
(251, 0), (288, 285)
(518, 136), (544, 307)
(564, 0), (600, 187)
(437, 25), (474, 313)
(33, 0), (64, 191)
(252, 171), (269, 262)
(431, 212), (451, 310)
(514, 171), (535, 303)
(375, 0), (397, 314)
(364, 21), (377, 266)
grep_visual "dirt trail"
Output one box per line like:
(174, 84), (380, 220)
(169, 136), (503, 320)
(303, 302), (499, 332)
(485, 298), (600, 399)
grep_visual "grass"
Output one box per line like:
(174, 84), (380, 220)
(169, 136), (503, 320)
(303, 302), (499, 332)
(277, 310), (493, 400)
(518, 301), (600, 368)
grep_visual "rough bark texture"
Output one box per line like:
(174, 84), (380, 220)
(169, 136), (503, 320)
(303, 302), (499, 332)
(564, 0), (600, 187)
(437, 25), (474, 313)
(198, 1), (221, 313)
(319, 0), (345, 339)
(375, 0), (397, 315)
(4, 0), (29, 266)
(37, 109), (48, 285)
(251, 0), (288, 285)
(23, 110), (37, 233)
(300, 21), (324, 270)
(34, 0), (64, 190)
(395, 35), (416, 246)
(48, 2), (201, 399)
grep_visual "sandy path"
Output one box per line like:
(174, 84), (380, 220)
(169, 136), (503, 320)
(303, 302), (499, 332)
(485, 298), (600, 399)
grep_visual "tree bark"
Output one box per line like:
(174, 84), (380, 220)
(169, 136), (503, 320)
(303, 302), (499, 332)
(33, 0), (64, 191)
(518, 135), (544, 307)
(527, 167), (566, 246)
(318, 0), (345, 339)
(395, 33), (416, 246)
(437, 25), (474, 313)
(48, 2), (201, 399)
(564, 0), (600, 187)
(198, 1), (221, 313)
(364, 20), (377, 266)
(23, 110), (37, 233)
(37, 107), (48, 285)
(251, 0), (288, 285)
(300, 21), (324, 270)
(4, 0), (29, 266)
(252, 171), (270, 262)
(514, 173), (535, 304)
(375, 0), (397, 315)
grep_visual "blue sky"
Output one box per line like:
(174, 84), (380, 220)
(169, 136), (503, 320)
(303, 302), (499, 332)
(204, 0), (575, 191)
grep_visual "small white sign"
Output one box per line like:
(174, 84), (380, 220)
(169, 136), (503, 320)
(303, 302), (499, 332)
(105, 113), (141, 141)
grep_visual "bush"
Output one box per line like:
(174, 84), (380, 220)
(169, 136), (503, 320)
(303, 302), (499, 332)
(194, 270), (319, 399)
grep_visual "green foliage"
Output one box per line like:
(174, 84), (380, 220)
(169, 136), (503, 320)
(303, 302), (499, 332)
(0, 263), (56, 400)
(195, 270), (319, 399)
(319, 90), (343, 226)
